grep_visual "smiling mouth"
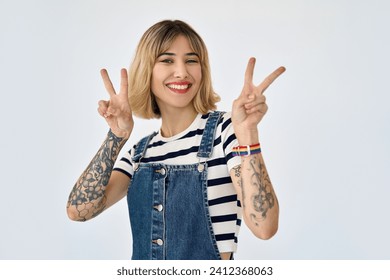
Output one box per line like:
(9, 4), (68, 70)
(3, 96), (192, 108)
(166, 84), (192, 90)
(166, 83), (192, 94)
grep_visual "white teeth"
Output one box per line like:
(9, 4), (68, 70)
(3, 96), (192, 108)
(167, 84), (189, 90)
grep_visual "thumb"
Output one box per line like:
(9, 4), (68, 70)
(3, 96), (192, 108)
(233, 93), (254, 111)
(106, 106), (117, 116)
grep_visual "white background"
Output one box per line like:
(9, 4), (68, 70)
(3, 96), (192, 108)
(0, 0), (389, 260)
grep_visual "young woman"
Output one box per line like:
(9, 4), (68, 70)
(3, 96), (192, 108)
(66, 20), (285, 260)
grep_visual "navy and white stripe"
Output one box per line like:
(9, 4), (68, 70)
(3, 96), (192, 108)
(114, 111), (242, 253)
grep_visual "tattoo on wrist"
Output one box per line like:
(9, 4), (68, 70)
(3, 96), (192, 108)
(67, 130), (126, 220)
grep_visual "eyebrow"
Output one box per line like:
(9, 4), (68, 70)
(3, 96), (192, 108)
(157, 52), (199, 58)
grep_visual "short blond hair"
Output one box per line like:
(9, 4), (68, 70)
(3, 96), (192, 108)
(128, 20), (220, 119)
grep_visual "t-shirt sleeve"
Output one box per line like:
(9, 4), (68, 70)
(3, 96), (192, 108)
(113, 145), (135, 179)
(220, 112), (241, 171)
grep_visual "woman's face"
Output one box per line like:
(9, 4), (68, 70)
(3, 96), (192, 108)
(151, 35), (202, 115)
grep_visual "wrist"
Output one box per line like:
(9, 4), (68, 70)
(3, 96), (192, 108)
(108, 129), (130, 140)
(235, 130), (259, 146)
(232, 143), (261, 157)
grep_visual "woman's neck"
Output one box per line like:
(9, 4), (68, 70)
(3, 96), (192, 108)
(159, 107), (198, 138)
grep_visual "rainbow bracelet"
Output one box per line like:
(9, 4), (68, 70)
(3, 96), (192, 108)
(232, 143), (261, 157)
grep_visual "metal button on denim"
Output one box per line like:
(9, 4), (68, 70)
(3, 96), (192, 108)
(155, 168), (166, 175)
(156, 239), (164, 246)
(154, 204), (163, 212)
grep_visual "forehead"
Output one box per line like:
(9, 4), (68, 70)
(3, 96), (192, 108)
(159, 34), (202, 55)
(163, 35), (194, 52)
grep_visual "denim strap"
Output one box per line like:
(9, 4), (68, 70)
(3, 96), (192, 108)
(197, 111), (224, 159)
(132, 131), (158, 163)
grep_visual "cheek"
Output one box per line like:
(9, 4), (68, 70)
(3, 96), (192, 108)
(192, 66), (202, 83)
(151, 69), (162, 92)
(197, 69), (203, 90)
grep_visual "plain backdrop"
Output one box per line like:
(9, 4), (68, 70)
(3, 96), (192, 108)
(1, 0), (389, 260)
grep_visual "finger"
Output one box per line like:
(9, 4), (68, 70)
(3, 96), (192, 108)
(98, 107), (107, 118)
(98, 100), (109, 109)
(244, 96), (266, 109)
(244, 57), (256, 86)
(258, 66), (286, 93)
(232, 94), (249, 110)
(98, 105), (107, 118)
(98, 100), (109, 117)
(119, 68), (128, 95)
(246, 103), (268, 115)
(107, 106), (117, 116)
(100, 69), (117, 97)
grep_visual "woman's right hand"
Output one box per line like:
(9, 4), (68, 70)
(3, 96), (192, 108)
(98, 68), (134, 138)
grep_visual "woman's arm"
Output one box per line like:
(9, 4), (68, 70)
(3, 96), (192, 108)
(67, 68), (134, 221)
(230, 151), (279, 239)
(231, 57), (285, 239)
(66, 131), (130, 221)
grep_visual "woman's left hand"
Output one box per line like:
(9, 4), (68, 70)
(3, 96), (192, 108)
(232, 57), (285, 141)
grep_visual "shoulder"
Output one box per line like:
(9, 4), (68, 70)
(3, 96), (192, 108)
(220, 111), (232, 123)
(214, 111), (234, 134)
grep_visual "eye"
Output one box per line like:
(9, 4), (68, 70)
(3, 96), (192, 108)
(161, 58), (174, 64)
(186, 59), (199, 64)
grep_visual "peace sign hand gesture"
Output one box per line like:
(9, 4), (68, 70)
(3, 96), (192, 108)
(232, 58), (285, 144)
(98, 68), (134, 138)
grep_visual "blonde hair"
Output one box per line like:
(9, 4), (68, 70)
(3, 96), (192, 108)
(128, 20), (220, 119)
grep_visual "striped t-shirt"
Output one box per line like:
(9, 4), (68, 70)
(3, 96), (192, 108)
(113, 111), (242, 253)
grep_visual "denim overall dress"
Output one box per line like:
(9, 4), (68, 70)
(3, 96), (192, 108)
(127, 111), (224, 260)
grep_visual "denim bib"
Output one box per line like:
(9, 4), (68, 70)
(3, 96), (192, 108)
(127, 111), (224, 260)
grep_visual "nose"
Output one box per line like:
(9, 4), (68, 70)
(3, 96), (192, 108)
(173, 61), (188, 79)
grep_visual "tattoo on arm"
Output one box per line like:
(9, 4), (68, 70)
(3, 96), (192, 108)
(67, 130), (126, 221)
(249, 157), (275, 225)
(232, 165), (245, 208)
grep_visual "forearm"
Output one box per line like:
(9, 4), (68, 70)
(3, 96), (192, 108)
(232, 131), (279, 239)
(239, 152), (279, 239)
(66, 130), (127, 221)
(230, 56), (285, 239)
